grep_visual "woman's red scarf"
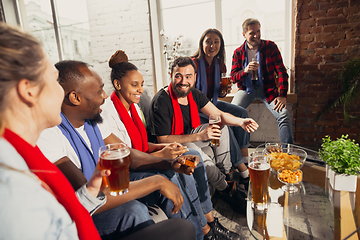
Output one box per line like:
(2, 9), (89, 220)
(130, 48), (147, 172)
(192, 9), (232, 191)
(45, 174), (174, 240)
(3, 129), (101, 240)
(168, 82), (201, 135)
(110, 91), (149, 153)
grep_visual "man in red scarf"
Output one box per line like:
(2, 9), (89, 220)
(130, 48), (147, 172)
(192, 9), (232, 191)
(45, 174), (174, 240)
(150, 57), (259, 213)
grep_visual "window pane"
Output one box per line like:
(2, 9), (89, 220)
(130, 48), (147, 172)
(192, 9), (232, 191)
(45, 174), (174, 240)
(160, 0), (215, 75)
(222, 0), (288, 71)
(22, 0), (59, 63)
(55, 0), (91, 63)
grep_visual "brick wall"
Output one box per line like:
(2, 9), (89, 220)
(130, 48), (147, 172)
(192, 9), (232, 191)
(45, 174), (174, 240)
(294, 0), (360, 149)
(86, 0), (154, 96)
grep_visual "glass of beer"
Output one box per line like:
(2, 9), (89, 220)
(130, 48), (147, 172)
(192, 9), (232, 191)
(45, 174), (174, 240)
(248, 151), (270, 211)
(219, 73), (231, 98)
(251, 57), (258, 80)
(99, 143), (131, 196)
(209, 114), (221, 147)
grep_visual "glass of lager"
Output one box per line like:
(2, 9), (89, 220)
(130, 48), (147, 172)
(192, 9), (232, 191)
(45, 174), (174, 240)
(99, 143), (131, 196)
(219, 73), (231, 98)
(209, 114), (221, 147)
(249, 151), (270, 211)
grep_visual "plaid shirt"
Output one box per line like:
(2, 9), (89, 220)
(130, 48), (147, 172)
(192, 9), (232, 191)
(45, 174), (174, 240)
(231, 40), (288, 103)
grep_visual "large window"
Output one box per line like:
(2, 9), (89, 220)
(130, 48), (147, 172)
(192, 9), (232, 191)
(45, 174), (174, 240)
(154, 0), (293, 91)
(20, 0), (91, 64)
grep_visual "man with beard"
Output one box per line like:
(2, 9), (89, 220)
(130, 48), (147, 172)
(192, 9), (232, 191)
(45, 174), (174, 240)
(150, 57), (258, 213)
(36, 60), (198, 239)
(37, 60), (241, 240)
(231, 18), (293, 144)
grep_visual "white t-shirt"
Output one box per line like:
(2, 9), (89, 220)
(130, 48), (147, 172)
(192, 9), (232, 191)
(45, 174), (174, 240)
(247, 48), (258, 63)
(37, 119), (111, 168)
(100, 98), (143, 148)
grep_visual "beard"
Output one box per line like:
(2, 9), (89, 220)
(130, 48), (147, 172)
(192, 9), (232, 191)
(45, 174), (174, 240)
(90, 112), (103, 125)
(171, 83), (194, 98)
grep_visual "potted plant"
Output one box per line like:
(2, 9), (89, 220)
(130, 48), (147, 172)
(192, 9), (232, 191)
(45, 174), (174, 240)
(319, 135), (360, 192)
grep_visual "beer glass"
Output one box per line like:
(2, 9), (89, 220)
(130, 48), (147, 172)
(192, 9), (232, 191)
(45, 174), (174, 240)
(251, 57), (258, 80)
(219, 73), (231, 98)
(249, 151), (270, 211)
(209, 114), (221, 147)
(99, 143), (131, 196)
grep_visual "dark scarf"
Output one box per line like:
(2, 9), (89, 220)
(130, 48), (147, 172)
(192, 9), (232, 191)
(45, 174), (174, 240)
(3, 128), (101, 240)
(196, 57), (220, 105)
(58, 112), (104, 181)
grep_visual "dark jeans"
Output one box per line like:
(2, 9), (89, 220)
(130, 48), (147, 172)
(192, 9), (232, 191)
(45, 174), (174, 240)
(92, 200), (154, 240)
(122, 218), (196, 240)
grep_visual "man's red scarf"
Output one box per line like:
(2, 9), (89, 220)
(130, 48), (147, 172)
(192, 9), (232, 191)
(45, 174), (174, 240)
(168, 83), (201, 135)
(110, 91), (149, 152)
(3, 129), (101, 240)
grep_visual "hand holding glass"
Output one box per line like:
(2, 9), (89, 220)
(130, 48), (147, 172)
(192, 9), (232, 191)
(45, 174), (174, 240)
(251, 58), (258, 80)
(209, 114), (221, 147)
(99, 143), (131, 196)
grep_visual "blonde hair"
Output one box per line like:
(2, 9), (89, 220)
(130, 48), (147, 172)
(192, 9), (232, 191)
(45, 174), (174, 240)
(0, 23), (45, 135)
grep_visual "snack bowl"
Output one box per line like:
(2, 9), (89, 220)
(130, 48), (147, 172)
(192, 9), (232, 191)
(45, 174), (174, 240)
(264, 143), (307, 172)
(277, 168), (303, 193)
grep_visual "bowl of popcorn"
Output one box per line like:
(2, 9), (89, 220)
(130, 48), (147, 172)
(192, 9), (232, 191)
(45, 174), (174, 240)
(277, 168), (303, 193)
(264, 143), (307, 172)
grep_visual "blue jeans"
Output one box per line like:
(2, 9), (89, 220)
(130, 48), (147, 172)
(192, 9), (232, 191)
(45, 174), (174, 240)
(231, 87), (294, 144)
(130, 150), (210, 240)
(186, 148), (213, 215)
(92, 200), (154, 240)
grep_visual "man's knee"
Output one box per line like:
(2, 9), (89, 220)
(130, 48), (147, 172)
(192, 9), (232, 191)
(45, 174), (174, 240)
(122, 201), (154, 222)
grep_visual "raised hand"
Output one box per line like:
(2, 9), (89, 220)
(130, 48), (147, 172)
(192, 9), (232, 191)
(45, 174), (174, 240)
(239, 118), (259, 133)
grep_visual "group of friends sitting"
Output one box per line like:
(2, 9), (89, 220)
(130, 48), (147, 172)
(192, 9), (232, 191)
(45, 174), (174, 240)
(0, 17), (292, 240)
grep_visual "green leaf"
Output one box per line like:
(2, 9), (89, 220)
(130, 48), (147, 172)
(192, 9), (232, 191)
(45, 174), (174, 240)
(319, 135), (360, 175)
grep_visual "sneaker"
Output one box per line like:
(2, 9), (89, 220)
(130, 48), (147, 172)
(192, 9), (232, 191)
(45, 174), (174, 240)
(208, 217), (241, 240)
(203, 227), (222, 240)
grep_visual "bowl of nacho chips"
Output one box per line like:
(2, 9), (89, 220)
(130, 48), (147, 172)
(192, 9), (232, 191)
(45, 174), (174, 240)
(263, 143), (307, 172)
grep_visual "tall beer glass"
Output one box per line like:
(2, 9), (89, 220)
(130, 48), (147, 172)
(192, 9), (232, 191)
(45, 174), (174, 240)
(99, 143), (131, 196)
(219, 73), (231, 98)
(249, 151), (270, 211)
(251, 57), (258, 80)
(209, 114), (221, 147)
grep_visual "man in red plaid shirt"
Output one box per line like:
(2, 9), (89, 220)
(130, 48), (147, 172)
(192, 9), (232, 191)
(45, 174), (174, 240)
(230, 18), (293, 144)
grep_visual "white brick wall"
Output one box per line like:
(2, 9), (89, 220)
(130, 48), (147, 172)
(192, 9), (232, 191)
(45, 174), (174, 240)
(86, 0), (155, 96)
